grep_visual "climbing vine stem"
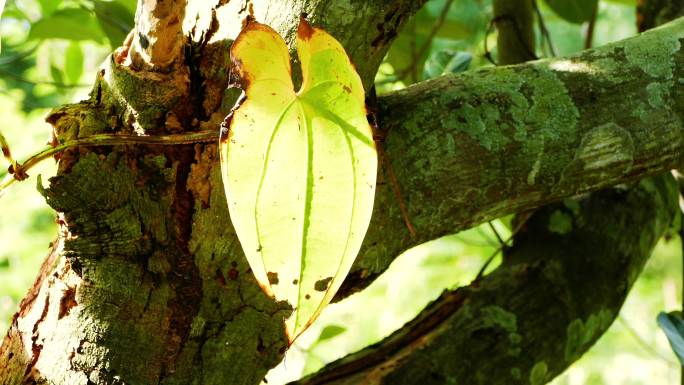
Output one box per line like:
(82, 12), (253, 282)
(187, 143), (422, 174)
(0, 129), (218, 196)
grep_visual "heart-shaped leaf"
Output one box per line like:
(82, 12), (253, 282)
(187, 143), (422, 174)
(221, 17), (377, 341)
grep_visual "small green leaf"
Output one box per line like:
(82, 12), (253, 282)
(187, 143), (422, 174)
(29, 8), (106, 42)
(317, 325), (346, 342)
(657, 311), (684, 365)
(423, 50), (472, 80)
(36, 0), (58, 16)
(0, 0), (5, 52)
(49, 63), (64, 85)
(64, 42), (84, 85)
(92, 0), (135, 47)
(544, 0), (598, 24)
(222, 18), (377, 342)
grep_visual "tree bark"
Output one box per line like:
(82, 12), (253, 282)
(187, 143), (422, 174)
(0, 1), (425, 384)
(295, 2), (681, 384)
(354, 17), (684, 290)
(1, 2), (684, 385)
(293, 176), (679, 385)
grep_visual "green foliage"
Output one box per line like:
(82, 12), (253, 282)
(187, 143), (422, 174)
(543, 0), (598, 24)
(423, 49), (472, 79)
(382, 0), (490, 85)
(29, 7), (106, 42)
(0, 0), (133, 111)
(657, 311), (684, 365)
(92, 0), (135, 47)
(64, 41), (83, 84)
(222, 19), (377, 341)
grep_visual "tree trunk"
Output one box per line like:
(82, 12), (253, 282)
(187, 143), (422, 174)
(1, 1), (683, 384)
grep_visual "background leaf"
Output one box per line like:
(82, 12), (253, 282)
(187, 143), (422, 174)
(423, 49), (472, 79)
(92, 0), (135, 48)
(317, 325), (346, 342)
(657, 311), (684, 365)
(36, 0), (58, 16)
(543, 0), (599, 24)
(29, 8), (106, 42)
(64, 42), (83, 84)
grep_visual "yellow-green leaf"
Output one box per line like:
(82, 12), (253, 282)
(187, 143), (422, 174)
(221, 18), (377, 341)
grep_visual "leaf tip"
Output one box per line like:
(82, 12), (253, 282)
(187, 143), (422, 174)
(297, 13), (315, 40)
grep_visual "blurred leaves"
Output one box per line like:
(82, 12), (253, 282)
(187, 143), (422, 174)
(657, 311), (684, 365)
(317, 325), (346, 342)
(384, 0), (489, 85)
(543, 0), (598, 24)
(0, 0), (134, 111)
(423, 49), (471, 79)
(64, 42), (84, 84)
(92, 0), (135, 48)
(28, 7), (106, 42)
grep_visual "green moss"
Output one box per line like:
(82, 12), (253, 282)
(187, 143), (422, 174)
(525, 66), (579, 142)
(564, 309), (614, 362)
(623, 26), (681, 79)
(646, 81), (672, 108)
(548, 210), (573, 235)
(529, 361), (548, 385)
(479, 305), (517, 333)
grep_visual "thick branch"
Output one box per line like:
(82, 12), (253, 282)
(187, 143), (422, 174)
(348, 17), (684, 293)
(295, 174), (679, 385)
(126, 0), (187, 70)
(493, 0), (536, 64)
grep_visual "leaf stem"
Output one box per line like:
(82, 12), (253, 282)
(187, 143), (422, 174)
(0, 130), (218, 196)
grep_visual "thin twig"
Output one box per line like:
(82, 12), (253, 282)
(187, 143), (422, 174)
(0, 67), (90, 88)
(377, 144), (417, 238)
(532, 0), (556, 56)
(488, 221), (506, 247)
(617, 317), (678, 367)
(584, 1), (598, 49)
(475, 212), (532, 280)
(394, 0), (456, 81)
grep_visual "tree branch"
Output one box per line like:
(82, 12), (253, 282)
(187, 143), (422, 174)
(346, 17), (684, 295)
(294, 174), (679, 385)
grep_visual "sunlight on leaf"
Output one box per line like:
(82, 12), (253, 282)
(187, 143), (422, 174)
(221, 17), (377, 342)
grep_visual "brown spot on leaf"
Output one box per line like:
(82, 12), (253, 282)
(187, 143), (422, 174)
(314, 277), (333, 292)
(305, 294), (311, 300)
(267, 272), (279, 285)
(292, 279), (299, 285)
(298, 14), (315, 40)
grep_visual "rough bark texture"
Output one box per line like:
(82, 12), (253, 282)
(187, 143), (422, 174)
(293, 176), (679, 385)
(1, 1), (684, 385)
(356, 18), (684, 290)
(0, 1), (425, 384)
(295, 3), (681, 384)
